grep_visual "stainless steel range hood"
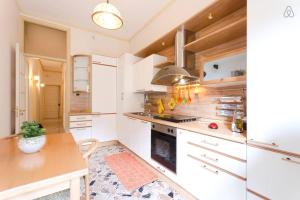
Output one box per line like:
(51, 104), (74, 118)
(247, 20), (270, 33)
(151, 27), (199, 86)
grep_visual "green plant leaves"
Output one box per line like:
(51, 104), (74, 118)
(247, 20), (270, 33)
(21, 121), (45, 138)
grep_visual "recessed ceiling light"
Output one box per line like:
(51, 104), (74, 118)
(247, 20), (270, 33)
(92, 0), (123, 30)
(208, 13), (213, 20)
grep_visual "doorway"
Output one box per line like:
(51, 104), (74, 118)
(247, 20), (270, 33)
(26, 57), (65, 133)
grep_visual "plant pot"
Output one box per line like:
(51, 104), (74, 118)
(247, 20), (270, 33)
(17, 135), (46, 154)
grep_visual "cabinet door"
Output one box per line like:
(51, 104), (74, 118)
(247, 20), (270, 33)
(92, 114), (116, 142)
(92, 65), (116, 113)
(247, 146), (300, 200)
(134, 119), (151, 161)
(248, 0), (300, 154)
(134, 57), (153, 91)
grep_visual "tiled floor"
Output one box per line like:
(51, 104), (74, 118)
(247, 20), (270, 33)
(37, 145), (184, 200)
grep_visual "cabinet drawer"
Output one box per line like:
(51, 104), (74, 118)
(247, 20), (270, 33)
(182, 153), (246, 200)
(187, 141), (246, 178)
(179, 129), (246, 160)
(69, 121), (92, 128)
(70, 127), (92, 142)
(69, 115), (92, 122)
(247, 146), (300, 200)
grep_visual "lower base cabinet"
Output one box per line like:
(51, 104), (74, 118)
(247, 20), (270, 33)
(180, 153), (246, 200)
(70, 127), (92, 142)
(119, 116), (151, 162)
(92, 114), (117, 142)
(247, 146), (300, 200)
(178, 129), (246, 200)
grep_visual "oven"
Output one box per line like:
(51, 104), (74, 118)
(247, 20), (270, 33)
(151, 123), (177, 173)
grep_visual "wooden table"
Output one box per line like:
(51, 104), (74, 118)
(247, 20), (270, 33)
(0, 133), (88, 200)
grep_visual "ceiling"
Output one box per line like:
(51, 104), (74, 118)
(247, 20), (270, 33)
(17, 0), (173, 40)
(40, 59), (63, 72)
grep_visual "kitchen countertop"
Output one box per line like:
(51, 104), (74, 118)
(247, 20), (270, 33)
(124, 113), (247, 144)
(69, 112), (102, 116)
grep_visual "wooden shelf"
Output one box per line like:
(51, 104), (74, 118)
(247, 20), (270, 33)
(185, 7), (246, 53)
(154, 61), (175, 68)
(202, 75), (246, 87)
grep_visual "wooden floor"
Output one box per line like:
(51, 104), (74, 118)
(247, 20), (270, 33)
(42, 119), (64, 134)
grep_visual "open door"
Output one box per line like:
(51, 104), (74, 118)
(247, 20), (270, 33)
(15, 43), (28, 133)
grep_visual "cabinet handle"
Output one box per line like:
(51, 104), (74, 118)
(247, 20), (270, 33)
(188, 154), (218, 174)
(248, 139), (278, 147)
(201, 140), (218, 147)
(201, 164), (219, 175)
(156, 166), (165, 173)
(282, 157), (300, 165)
(201, 154), (219, 162)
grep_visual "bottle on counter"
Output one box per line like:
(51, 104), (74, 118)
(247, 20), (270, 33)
(231, 110), (244, 133)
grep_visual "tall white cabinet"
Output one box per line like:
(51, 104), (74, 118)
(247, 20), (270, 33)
(247, 1), (300, 199)
(91, 55), (117, 142)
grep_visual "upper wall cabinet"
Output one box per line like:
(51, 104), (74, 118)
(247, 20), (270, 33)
(72, 55), (91, 93)
(133, 54), (167, 93)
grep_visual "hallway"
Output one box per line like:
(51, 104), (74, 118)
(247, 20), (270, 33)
(42, 119), (64, 134)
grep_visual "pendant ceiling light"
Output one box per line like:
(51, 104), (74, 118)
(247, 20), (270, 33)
(92, 0), (123, 30)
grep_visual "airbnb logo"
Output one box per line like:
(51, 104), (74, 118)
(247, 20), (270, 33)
(284, 6), (294, 18)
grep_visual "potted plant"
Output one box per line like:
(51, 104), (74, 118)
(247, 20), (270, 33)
(17, 121), (46, 154)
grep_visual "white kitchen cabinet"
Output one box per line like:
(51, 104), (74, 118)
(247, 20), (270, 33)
(177, 129), (246, 200)
(92, 63), (117, 113)
(248, 0), (300, 154)
(92, 114), (117, 142)
(118, 115), (151, 162)
(247, 146), (300, 200)
(132, 118), (151, 161)
(247, 191), (265, 200)
(69, 114), (92, 142)
(70, 127), (92, 142)
(92, 55), (117, 66)
(133, 54), (167, 92)
(72, 55), (90, 93)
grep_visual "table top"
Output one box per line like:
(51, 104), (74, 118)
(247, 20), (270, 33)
(0, 133), (87, 192)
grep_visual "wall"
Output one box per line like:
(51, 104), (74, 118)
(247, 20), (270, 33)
(24, 22), (67, 59)
(28, 59), (42, 122)
(130, 0), (215, 54)
(0, 0), (19, 136)
(70, 27), (130, 57)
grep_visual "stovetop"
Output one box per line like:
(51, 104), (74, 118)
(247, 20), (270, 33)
(153, 114), (197, 123)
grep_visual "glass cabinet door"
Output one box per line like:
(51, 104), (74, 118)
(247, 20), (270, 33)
(73, 55), (90, 92)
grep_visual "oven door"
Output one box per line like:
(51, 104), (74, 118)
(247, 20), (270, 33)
(151, 129), (176, 173)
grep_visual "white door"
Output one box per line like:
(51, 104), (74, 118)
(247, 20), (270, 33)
(92, 64), (116, 113)
(15, 43), (28, 133)
(44, 85), (60, 119)
(248, 0), (300, 154)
